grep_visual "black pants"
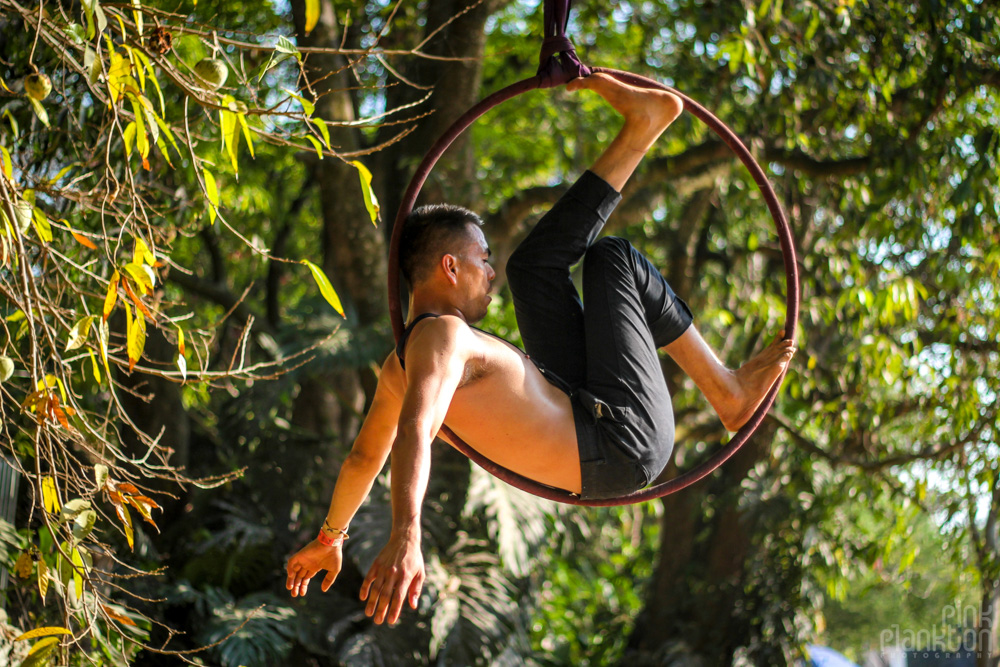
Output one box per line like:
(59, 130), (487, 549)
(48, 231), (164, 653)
(506, 171), (693, 499)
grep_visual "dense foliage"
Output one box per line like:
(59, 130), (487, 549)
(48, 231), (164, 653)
(0, 0), (997, 665)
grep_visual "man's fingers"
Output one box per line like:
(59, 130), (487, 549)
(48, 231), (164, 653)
(360, 568), (377, 601)
(387, 587), (408, 625)
(364, 572), (386, 616)
(321, 571), (337, 592)
(407, 573), (423, 609)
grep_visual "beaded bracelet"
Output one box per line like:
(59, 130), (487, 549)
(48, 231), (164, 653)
(317, 520), (349, 547)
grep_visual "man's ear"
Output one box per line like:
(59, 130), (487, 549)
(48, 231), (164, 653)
(440, 253), (459, 286)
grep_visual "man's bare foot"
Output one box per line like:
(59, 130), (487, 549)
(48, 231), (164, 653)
(717, 339), (796, 432)
(567, 73), (683, 151)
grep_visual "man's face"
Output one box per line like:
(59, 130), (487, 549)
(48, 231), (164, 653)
(454, 224), (495, 322)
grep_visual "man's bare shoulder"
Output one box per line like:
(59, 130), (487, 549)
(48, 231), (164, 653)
(378, 316), (472, 387)
(405, 316), (474, 357)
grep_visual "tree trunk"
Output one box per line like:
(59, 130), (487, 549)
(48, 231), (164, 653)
(625, 422), (777, 665)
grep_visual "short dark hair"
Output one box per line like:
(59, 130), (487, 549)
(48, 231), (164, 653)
(399, 204), (484, 285)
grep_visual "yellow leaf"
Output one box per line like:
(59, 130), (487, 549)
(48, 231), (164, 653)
(37, 556), (49, 600)
(349, 160), (380, 225)
(123, 121), (136, 157)
(203, 169), (219, 224)
(131, 98), (149, 159)
(14, 551), (33, 578)
(66, 316), (94, 352)
(71, 547), (85, 600)
(304, 0), (319, 35)
(123, 262), (155, 293)
(88, 349), (102, 384)
(115, 502), (134, 550)
(219, 108), (240, 173)
(36, 373), (67, 403)
(0, 145), (12, 178)
(98, 317), (111, 380)
(41, 476), (60, 513)
(176, 326), (187, 380)
(14, 627), (72, 642)
(301, 259), (345, 317)
(31, 207), (53, 243)
(107, 49), (131, 103)
(126, 305), (146, 373)
(237, 112), (254, 158)
(133, 237), (155, 266)
(103, 270), (119, 321)
(24, 636), (60, 664)
(126, 495), (158, 531)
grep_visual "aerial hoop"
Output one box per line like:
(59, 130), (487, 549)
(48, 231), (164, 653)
(387, 68), (800, 506)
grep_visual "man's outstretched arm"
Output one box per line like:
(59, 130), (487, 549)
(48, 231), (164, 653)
(360, 317), (468, 625)
(285, 370), (399, 598)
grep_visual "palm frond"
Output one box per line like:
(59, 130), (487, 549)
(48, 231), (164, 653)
(463, 465), (559, 577)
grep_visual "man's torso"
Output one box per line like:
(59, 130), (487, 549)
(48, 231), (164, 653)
(381, 317), (583, 493)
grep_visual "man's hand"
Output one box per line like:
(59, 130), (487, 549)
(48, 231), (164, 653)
(360, 533), (424, 625)
(286, 540), (343, 598)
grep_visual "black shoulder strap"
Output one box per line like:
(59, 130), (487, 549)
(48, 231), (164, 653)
(395, 313), (440, 370)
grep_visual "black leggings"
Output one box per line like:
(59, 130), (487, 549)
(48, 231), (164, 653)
(505, 170), (693, 499)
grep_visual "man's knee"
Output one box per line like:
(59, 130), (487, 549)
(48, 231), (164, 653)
(505, 244), (534, 293)
(584, 236), (633, 272)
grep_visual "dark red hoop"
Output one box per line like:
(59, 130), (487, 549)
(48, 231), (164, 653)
(387, 68), (800, 506)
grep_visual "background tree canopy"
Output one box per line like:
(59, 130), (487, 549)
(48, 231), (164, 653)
(0, 0), (996, 665)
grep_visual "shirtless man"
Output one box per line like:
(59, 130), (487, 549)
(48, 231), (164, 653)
(285, 72), (795, 625)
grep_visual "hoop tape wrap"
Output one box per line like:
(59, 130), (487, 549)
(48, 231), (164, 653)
(388, 68), (800, 506)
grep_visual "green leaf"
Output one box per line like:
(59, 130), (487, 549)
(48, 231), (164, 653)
(304, 135), (323, 159)
(2, 108), (19, 137)
(350, 160), (380, 225)
(94, 464), (108, 489)
(66, 316), (94, 352)
(0, 356), (13, 382)
(203, 168), (219, 224)
(275, 35), (301, 62)
(283, 88), (315, 116)
(71, 546), (86, 600)
(73, 509), (97, 542)
(27, 98), (48, 128)
(314, 117), (330, 148)
(301, 259), (345, 317)
(60, 498), (91, 521)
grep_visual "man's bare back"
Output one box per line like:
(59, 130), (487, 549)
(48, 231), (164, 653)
(382, 314), (582, 493)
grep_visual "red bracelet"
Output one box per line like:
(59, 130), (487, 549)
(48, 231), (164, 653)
(317, 530), (344, 547)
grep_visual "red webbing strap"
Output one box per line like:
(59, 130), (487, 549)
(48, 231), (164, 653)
(537, 0), (590, 86)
